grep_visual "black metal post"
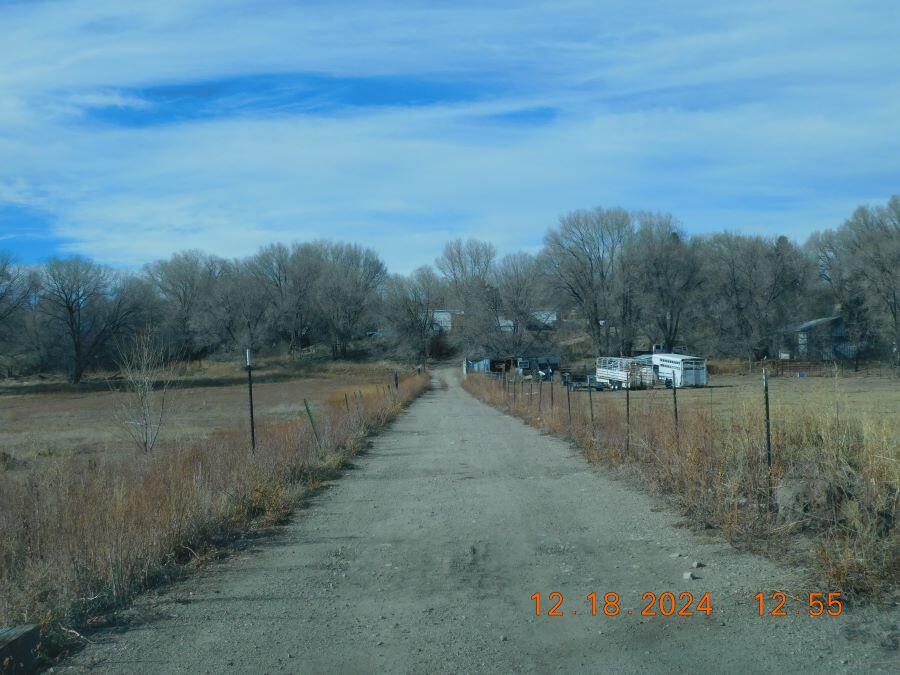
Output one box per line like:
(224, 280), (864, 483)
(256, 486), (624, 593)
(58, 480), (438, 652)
(625, 386), (630, 456)
(764, 369), (773, 504)
(672, 382), (679, 426)
(588, 381), (594, 425)
(246, 349), (256, 452)
(344, 392), (350, 413)
(304, 398), (322, 452)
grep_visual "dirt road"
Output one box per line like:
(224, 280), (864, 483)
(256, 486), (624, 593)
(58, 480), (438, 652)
(61, 370), (895, 673)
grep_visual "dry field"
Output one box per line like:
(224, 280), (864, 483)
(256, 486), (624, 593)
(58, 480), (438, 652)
(576, 371), (900, 429)
(0, 360), (430, 651)
(0, 359), (402, 468)
(465, 368), (899, 598)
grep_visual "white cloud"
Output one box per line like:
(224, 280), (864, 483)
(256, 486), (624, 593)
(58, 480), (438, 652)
(0, 0), (898, 272)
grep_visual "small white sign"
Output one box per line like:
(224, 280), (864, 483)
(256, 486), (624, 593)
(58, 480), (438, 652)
(246, 348), (253, 367)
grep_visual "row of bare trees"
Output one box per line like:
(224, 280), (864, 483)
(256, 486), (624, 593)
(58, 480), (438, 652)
(418, 197), (899, 363)
(1, 196), (897, 380)
(0, 242), (386, 382)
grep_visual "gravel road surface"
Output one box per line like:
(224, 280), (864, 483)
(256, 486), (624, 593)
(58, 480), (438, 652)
(60, 370), (896, 673)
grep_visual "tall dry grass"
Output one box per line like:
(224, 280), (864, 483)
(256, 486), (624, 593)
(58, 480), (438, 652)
(462, 374), (898, 598)
(0, 371), (430, 640)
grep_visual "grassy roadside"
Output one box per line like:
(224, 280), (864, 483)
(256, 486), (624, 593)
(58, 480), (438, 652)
(0, 370), (431, 659)
(461, 374), (897, 600)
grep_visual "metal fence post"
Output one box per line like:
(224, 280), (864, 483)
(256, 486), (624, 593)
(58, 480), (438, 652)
(588, 382), (594, 425)
(625, 385), (630, 456)
(566, 382), (572, 425)
(246, 349), (256, 452)
(344, 392), (350, 413)
(672, 382), (679, 428)
(304, 398), (322, 453)
(763, 369), (773, 506)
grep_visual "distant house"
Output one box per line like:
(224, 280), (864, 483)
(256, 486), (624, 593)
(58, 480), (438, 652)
(777, 315), (859, 361)
(463, 356), (507, 374)
(432, 309), (464, 333)
(463, 354), (561, 376)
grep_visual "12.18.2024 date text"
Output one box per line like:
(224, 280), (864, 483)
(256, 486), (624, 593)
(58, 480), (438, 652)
(531, 591), (713, 618)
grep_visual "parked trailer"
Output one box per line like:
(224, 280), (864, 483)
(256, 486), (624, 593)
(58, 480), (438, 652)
(650, 353), (708, 387)
(595, 357), (654, 390)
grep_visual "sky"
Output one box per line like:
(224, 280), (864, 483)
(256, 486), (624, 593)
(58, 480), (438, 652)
(0, 0), (898, 273)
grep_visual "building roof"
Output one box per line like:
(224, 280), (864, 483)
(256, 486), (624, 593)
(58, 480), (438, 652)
(652, 353), (705, 361)
(779, 315), (842, 333)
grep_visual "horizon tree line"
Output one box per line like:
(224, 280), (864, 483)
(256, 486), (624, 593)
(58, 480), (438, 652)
(0, 196), (897, 382)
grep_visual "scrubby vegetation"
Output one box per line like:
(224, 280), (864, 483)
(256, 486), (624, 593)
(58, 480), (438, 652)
(462, 373), (898, 598)
(0, 371), (430, 647)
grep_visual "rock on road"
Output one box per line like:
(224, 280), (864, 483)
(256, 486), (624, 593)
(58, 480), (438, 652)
(61, 370), (895, 673)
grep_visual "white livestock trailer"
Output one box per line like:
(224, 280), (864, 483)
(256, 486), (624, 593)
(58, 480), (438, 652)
(595, 357), (654, 390)
(650, 353), (708, 388)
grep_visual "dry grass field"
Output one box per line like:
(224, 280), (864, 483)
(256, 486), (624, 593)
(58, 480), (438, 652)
(578, 371), (900, 428)
(0, 362), (431, 648)
(465, 368), (899, 598)
(0, 359), (403, 468)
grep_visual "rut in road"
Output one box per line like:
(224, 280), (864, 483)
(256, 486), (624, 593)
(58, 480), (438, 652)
(61, 370), (894, 673)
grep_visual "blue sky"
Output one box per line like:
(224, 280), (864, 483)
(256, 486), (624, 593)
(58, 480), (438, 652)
(0, 0), (898, 272)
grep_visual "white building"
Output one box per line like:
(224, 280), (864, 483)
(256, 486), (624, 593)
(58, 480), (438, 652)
(432, 309), (464, 332)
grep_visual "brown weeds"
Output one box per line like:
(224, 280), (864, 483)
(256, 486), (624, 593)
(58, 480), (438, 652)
(462, 374), (898, 598)
(0, 371), (430, 640)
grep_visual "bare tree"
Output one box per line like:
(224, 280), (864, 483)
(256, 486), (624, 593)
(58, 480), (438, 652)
(144, 250), (211, 358)
(632, 212), (702, 352)
(436, 238), (496, 307)
(702, 233), (809, 358)
(0, 253), (36, 331)
(114, 331), (176, 453)
(247, 242), (323, 357)
(542, 207), (632, 353)
(385, 266), (445, 359)
(316, 242), (386, 358)
(0, 254), (39, 375)
(841, 197), (900, 364)
(40, 257), (140, 383)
